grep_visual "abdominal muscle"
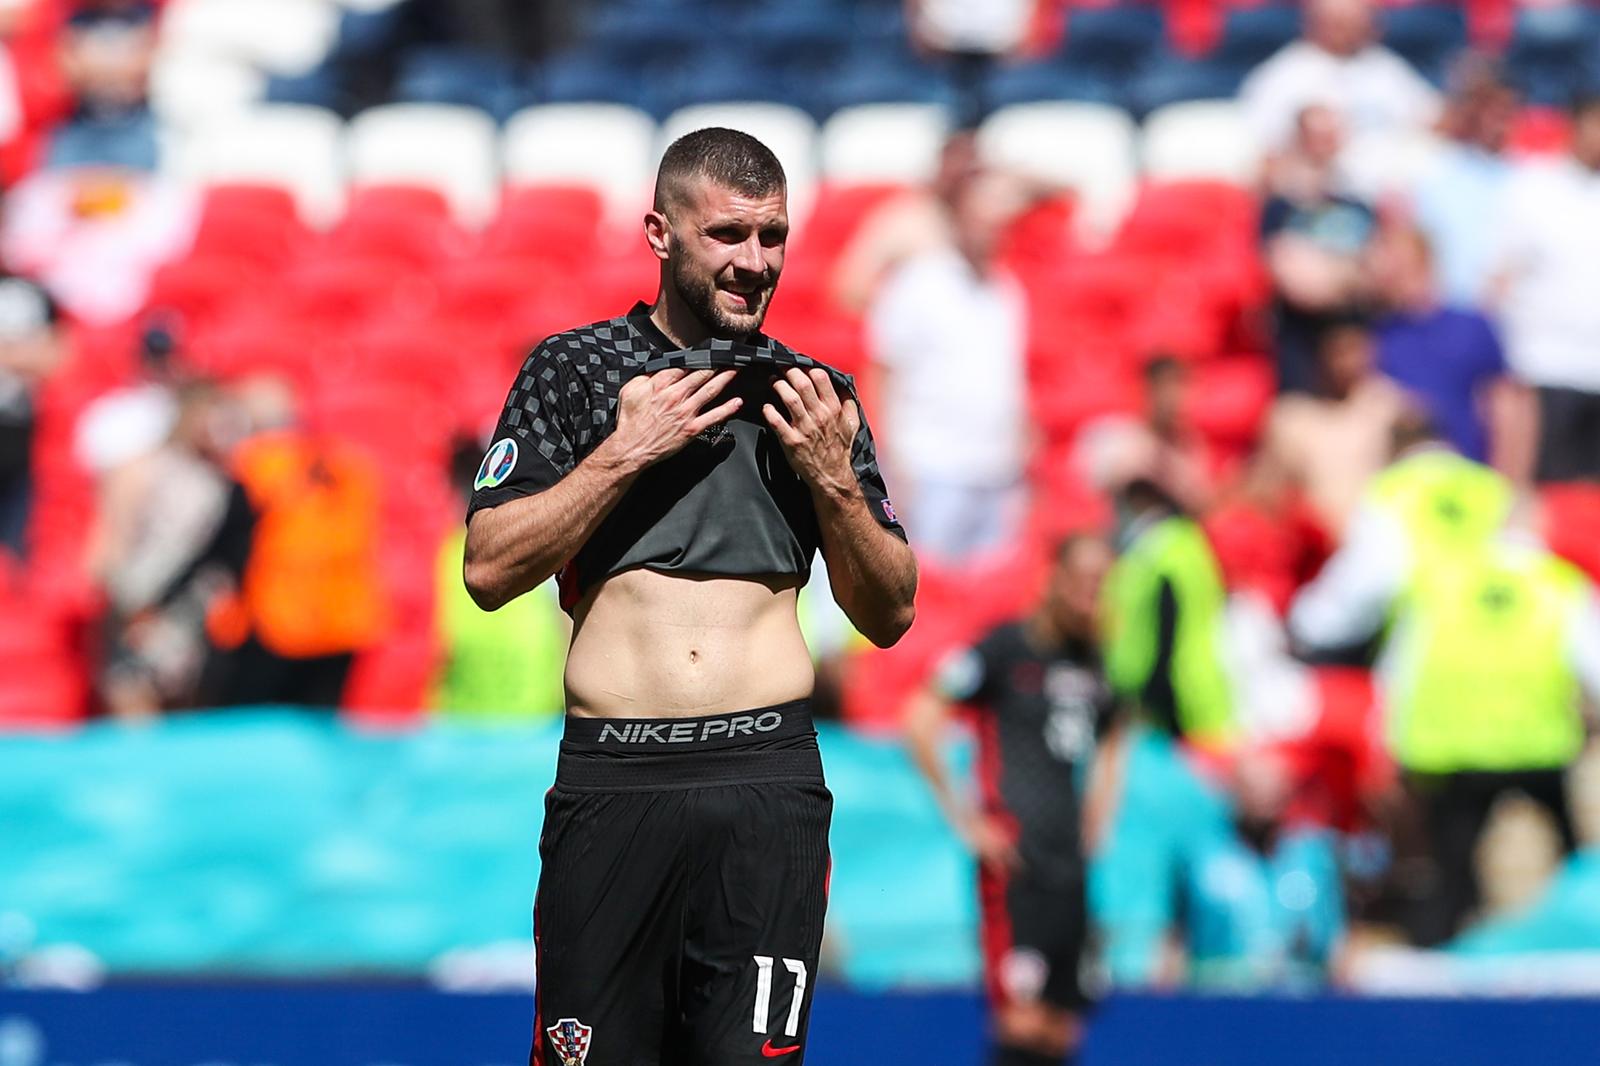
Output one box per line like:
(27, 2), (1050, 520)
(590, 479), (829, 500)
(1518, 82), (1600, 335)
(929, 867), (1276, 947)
(563, 567), (816, 718)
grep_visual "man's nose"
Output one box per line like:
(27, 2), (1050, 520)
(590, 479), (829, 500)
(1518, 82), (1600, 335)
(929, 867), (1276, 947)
(730, 234), (765, 274)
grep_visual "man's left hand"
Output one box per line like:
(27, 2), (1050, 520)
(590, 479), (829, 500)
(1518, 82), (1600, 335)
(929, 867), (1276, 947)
(764, 367), (859, 496)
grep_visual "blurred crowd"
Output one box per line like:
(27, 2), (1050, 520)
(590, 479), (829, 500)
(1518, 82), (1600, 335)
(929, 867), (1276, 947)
(1, 0), (1600, 994)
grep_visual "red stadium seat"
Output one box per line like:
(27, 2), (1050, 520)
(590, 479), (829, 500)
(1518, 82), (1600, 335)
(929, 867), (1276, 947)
(323, 185), (472, 269)
(280, 256), (426, 333)
(190, 184), (308, 269)
(1184, 353), (1275, 456)
(797, 182), (906, 266)
(146, 255), (266, 331)
(484, 184), (606, 262)
(1540, 484), (1600, 584)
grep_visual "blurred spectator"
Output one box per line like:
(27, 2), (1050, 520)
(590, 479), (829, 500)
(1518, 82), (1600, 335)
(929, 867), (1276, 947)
(1490, 93), (1600, 483)
(429, 438), (565, 720)
(1412, 53), (1520, 308)
(207, 379), (387, 710)
(866, 166), (1032, 564)
(1102, 477), (1235, 746)
(908, 0), (1038, 127)
(0, 266), (61, 559)
(1369, 222), (1534, 477)
(1238, 0), (1439, 153)
(1291, 420), (1600, 945)
(1204, 449), (1332, 618)
(72, 318), (179, 475)
(1265, 319), (1409, 538)
(1261, 105), (1377, 394)
(831, 132), (980, 316)
(1, 163), (195, 325)
(1076, 356), (1217, 516)
(1176, 749), (1347, 990)
(905, 533), (1113, 1066)
(46, 3), (157, 171)
(85, 379), (250, 719)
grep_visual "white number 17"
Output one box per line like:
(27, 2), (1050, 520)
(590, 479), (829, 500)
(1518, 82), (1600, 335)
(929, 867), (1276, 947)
(751, 956), (808, 1037)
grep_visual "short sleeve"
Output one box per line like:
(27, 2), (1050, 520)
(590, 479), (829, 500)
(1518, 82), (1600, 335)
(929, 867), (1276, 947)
(849, 396), (908, 542)
(467, 342), (579, 519)
(933, 644), (990, 704)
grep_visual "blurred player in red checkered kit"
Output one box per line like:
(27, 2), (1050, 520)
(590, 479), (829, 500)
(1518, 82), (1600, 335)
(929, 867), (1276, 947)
(464, 127), (918, 1064)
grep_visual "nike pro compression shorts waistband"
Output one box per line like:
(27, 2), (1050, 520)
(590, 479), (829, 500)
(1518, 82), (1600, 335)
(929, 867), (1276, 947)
(554, 699), (823, 792)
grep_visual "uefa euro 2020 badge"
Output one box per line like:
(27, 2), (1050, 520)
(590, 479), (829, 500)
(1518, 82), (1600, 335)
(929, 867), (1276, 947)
(474, 438), (519, 491)
(547, 1017), (594, 1066)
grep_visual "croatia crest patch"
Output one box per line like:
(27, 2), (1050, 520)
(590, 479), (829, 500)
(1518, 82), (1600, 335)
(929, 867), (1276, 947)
(546, 1017), (593, 1066)
(474, 438), (519, 491)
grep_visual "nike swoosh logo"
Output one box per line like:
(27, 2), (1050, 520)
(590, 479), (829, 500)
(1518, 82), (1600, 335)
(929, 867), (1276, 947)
(761, 1039), (801, 1057)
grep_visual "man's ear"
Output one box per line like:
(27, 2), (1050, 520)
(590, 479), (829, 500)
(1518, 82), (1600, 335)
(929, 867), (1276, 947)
(643, 209), (671, 262)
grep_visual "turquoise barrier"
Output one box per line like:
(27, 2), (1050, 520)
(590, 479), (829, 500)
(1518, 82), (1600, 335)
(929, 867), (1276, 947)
(0, 713), (976, 985)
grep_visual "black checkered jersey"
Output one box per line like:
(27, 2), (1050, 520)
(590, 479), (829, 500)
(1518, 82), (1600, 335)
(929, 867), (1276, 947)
(468, 304), (907, 613)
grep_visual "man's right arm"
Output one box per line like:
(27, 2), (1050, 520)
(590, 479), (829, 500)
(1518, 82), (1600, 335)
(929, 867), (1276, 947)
(464, 367), (739, 611)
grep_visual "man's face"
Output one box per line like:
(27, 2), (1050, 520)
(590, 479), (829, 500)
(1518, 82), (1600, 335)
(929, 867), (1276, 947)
(1045, 538), (1112, 639)
(657, 180), (788, 338)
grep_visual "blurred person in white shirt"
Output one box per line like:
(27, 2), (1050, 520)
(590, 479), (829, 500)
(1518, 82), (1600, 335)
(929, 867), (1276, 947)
(908, 0), (1038, 126)
(1239, 0), (1439, 154)
(866, 165), (1031, 564)
(1488, 92), (1600, 483)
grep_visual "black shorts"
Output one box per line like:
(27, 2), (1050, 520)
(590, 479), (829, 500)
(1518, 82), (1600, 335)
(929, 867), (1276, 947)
(978, 862), (1091, 1013)
(1535, 385), (1600, 482)
(532, 701), (833, 1066)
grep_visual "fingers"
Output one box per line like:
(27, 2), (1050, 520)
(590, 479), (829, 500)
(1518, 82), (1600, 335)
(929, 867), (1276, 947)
(686, 369), (737, 408)
(761, 402), (804, 446)
(771, 376), (812, 430)
(662, 367), (714, 398)
(688, 395), (742, 433)
(785, 367), (840, 421)
(650, 367), (689, 391)
(842, 397), (861, 438)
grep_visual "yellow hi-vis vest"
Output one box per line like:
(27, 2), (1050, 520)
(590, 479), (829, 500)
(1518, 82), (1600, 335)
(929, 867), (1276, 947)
(1104, 515), (1235, 745)
(1387, 541), (1588, 774)
(1368, 449), (1512, 564)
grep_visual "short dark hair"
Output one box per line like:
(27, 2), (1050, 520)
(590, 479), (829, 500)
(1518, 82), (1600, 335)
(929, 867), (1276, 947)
(654, 127), (787, 212)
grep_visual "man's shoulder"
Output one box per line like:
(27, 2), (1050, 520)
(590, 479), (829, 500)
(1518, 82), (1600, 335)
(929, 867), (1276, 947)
(525, 314), (651, 374)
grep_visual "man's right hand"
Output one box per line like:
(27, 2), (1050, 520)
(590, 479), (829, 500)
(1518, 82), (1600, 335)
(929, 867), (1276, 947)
(962, 813), (1022, 874)
(605, 368), (741, 471)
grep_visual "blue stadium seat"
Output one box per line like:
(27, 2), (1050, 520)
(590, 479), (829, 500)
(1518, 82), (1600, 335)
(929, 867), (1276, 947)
(1124, 55), (1247, 119)
(818, 58), (954, 115)
(393, 47), (527, 122)
(1056, 5), (1166, 80)
(1213, 4), (1302, 69)
(1505, 6), (1600, 106)
(647, 54), (801, 117)
(584, 5), (706, 67)
(1381, 4), (1468, 87)
(986, 63), (1117, 109)
(537, 46), (646, 111)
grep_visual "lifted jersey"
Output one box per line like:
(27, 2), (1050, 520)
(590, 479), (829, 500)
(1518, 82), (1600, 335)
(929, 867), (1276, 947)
(937, 621), (1114, 884)
(468, 304), (906, 611)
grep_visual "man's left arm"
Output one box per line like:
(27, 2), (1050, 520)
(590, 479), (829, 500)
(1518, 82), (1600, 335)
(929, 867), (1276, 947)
(766, 367), (917, 648)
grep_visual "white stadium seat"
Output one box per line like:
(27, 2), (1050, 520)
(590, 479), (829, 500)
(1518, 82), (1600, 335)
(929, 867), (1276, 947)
(168, 104), (346, 224)
(502, 104), (658, 224)
(149, 52), (265, 129)
(978, 101), (1138, 240)
(1141, 100), (1262, 185)
(659, 103), (819, 221)
(162, 0), (339, 77)
(820, 104), (950, 186)
(346, 104), (501, 226)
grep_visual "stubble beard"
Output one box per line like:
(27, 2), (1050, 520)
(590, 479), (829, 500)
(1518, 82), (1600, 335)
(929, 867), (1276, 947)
(670, 254), (776, 340)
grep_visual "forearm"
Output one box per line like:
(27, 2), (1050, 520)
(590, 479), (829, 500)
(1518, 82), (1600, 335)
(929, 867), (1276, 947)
(813, 480), (917, 647)
(463, 439), (641, 610)
(904, 688), (969, 830)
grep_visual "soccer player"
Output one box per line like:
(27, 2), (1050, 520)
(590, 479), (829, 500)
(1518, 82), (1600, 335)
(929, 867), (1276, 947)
(905, 535), (1115, 1066)
(464, 128), (918, 1065)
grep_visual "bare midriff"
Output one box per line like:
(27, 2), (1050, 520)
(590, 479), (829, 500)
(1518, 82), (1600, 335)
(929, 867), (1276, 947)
(563, 567), (814, 718)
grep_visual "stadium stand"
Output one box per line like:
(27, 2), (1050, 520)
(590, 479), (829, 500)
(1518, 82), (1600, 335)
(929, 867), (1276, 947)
(4, 0), (1600, 1008)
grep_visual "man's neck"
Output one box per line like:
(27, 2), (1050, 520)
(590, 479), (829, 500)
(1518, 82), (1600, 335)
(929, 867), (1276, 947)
(648, 294), (708, 349)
